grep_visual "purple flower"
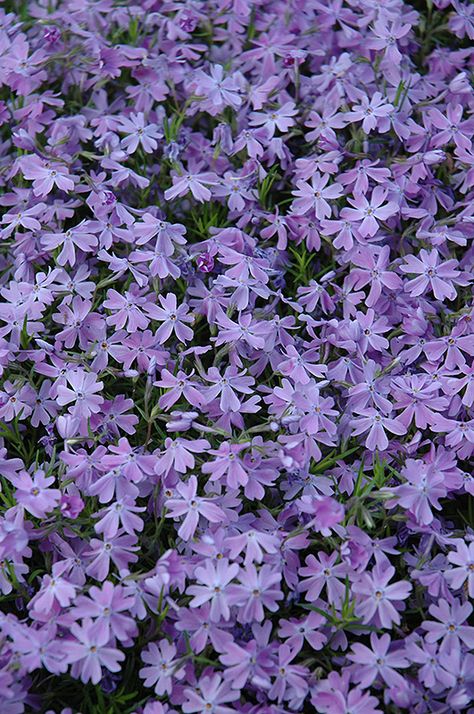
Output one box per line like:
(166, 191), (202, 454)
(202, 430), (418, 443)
(229, 563), (283, 622)
(1, 202), (46, 238)
(422, 598), (474, 654)
(29, 565), (77, 615)
(345, 92), (394, 133)
(139, 640), (185, 695)
(103, 289), (151, 332)
(391, 374), (448, 429)
(156, 437), (210, 476)
(85, 532), (139, 581)
(250, 101), (297, 137)
(268, 644), (309, 703)
(299, 551), (347, 606)
(66, 618), (125, 685)
(204, 366), (254, 413)
(445, 540), (474, 596)
(351, 246), (402, 307)
(351, 409), (406, 452)
(202, 442), (250, 489)
(367, 18), (411, 65)
(146, 293), (194, 344)
(0, 1), (472, 709)
(155, 368), (204, 410)
(196, 252), (215, 272)
(279, 612), (326, 652)
(348, 633), (409, 689)
(193, 64), (242, 114)
(388, 459), (447, 524)
(187, 559), (239, 621)
(352, 559), (412, 628)
(165, 474), (225, 540)
(10, 469), (60, 518)
(219, 632), (272, 690)
(291, 172), (343, 220)
(429, 103), (474, 151)
(117, 113), (162, 154)
(21, 155), (74, 196)
(182, 673), (239, 714)
(56, 369), (104, 420)
(341, 188), (398, 237)
(312, 671), (383, 714)
(164, 169), (219, 203)
(42, 224), (97, 267)
(400, 249), (462, 300)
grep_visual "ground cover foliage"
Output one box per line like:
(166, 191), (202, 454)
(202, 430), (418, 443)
(0, 0), (473, 712)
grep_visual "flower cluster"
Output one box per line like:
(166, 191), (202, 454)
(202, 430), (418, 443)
(0, 1), (472, 713)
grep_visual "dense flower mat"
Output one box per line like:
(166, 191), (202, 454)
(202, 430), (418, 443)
(0, 0), (473, 712)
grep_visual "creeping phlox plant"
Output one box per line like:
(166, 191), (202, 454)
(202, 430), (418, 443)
(0, 0), (472, 712)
